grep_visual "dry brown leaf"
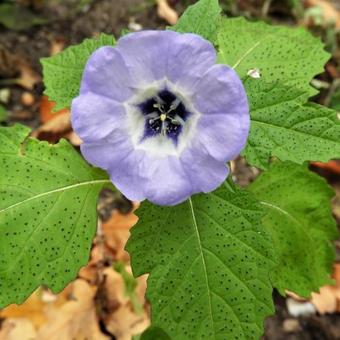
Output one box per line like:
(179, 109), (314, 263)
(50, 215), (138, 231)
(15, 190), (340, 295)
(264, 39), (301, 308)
(103, 267), (130, 307)
(285, 290), (307, 302)
(16, 63), (41, 90)
(21, 92), (35, 106)
(311, 286), (337, 314)
(0, 318), (37, 340)
(309, 264), (340, 314)
(156, 0), (178, 25)
(312, 160), (340, 175)
(33, 110), (71, 136)
(65, 131), (83, 146)
(78, 244), (104, 282)
(103, 267), (149, 340)
(32, 110), (72, 143)
(0, 289), (46, 328)
(102, 206), (139, 261)
(333, 184), (340, 222)
(0, 285), (73, 329)
(34, 96), (82, 144)
(103, 266), (147, 307)
(39, 95), (68, 123)
(304, 0), (340, 30)
(282, 319), (302, 333)
(105, 304), (149, 340)
(287, 264), (340, 314)
(50, 38), (66, 56)
(36, 279), (109, 340)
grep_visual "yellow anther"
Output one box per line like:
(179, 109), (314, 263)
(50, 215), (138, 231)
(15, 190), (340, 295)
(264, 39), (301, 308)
(160, 114), (167, 122)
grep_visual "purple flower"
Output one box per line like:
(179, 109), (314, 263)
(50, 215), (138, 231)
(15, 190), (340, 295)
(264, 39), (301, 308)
(71, 30), (249, 206)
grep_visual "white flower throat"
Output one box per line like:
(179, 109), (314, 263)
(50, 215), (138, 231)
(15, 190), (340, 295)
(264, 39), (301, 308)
(125, 80), (201, 157)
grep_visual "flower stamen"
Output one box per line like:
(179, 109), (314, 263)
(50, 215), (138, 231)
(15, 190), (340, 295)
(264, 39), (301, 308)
(137, 88), (190, 143)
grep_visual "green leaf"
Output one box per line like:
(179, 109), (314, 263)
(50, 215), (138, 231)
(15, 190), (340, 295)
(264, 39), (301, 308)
(249, 161), (338, 297)
(217, 17), (330, 95)
(0, 124), (110, 308)
(170, 0), (221, 43)
(140, 326), (171, 340)
(329, 86), (340, 111)
(126, 182), (275, 339)
(41, 33), (115, 111)
(242, 80), (340, 169)
(0, 104), (7, 123)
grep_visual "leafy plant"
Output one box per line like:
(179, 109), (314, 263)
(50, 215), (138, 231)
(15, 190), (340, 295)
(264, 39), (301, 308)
(0, 0), (339, 339)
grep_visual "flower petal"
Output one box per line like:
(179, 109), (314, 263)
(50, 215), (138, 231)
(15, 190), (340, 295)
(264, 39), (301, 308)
(193, 64), (248, 114)
(196, 112), (249, 162)
(142, 155), (193, 205)
(116, 30), (216, 91)
(81, 138), (147, 201)
(181, 144), (230, 193)
(193, 64), (250, 161)
(166, 33), (217, 91)
(71, 92), (126, 142)
(81, 138), (194, 205)
(81, 46), (136, 102)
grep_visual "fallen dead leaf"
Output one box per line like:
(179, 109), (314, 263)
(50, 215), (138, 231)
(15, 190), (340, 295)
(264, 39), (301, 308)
(286, 290), (308, 302)
(283, 318), (302, 333)
(103, 267), (130, 307)
(304, 0), (340, 30)
(156, 0), (178, 25)
(32, 110), (71, 143)
(78, 243), (104, 283)
(21, 91), (35, 106)
(311, 285), (337, 314)
(287, 264), (340, 315)
(310, 264), (340, 314)
(102, 206), (139, 262)
(312, 160), (340, 175)
(16, 62), (41, 90)
(50, 38), (65, 56)
(105, 303), (149, 340)
(102, 267), (149, 340)
(64, 130), (83, 146)
(39, 95), (68, 123)
(33, 96), (82, 145)
(0, 318), (36, 340)
(36, 279), (109, 340)
(286, 264), (340, 315)
(33, 110), (71, 136)
(0, 285), (73, 329)
(326, 63), (340, 79)
(0, 289), (46, 328)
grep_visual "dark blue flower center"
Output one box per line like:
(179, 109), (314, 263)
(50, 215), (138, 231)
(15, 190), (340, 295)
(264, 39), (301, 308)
(137, 89), (190, 144)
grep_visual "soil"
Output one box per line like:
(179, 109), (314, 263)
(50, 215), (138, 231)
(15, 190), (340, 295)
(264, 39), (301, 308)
(0, 0), (340, 339)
